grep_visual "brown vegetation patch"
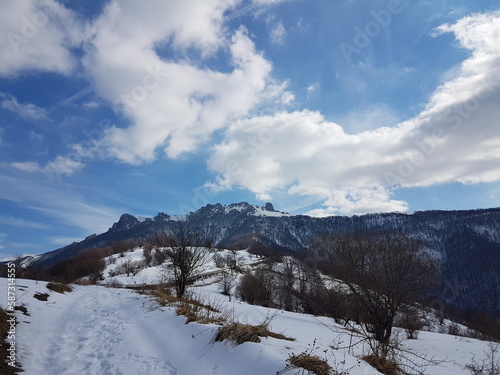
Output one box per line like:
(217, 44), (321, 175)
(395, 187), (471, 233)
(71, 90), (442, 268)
(133, 285), (226, 324)
(14, 305), (29, 316)
(33, 293), (49, 301)
(133, 285), (177, 306)
(288, 354), (332, 375)
(0, 308), (23, 374)
(175, 297), (225, 325)
(362, 354), (401, 375)
(46, 282), (73, 294)
(214, 322), (295, 345)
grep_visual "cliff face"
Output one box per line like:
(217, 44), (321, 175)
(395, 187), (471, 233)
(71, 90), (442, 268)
(35, 203), (500, 316)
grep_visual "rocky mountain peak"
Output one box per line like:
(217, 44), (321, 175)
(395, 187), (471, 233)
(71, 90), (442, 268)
(111, 213), (139, 231)
(264, 202), (275, 211)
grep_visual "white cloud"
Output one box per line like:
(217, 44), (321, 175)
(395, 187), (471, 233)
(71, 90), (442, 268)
(253, 0), (287, 4)
(44, 156), (84, 176)
(207, 11), (500, 216)
(11, 156), (84, 176)
(0, 0), (86, 77)
(305, 187), (408, 217)
(207, 110), (411, 215)
(270, 20), (286, 44)
(0, 93), (48, 120)
(306, 82), (320, 99)
(82, 101), (100, 110)
(82, 0), (288, 163)
(11, 161), (40, 172)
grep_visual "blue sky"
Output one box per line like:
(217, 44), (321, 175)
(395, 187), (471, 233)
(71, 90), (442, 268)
(1, 0), (500, 258)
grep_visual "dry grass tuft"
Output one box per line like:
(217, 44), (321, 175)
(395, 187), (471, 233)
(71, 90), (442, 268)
(46, 282), (73, 294)
(362, 354), (402, 375)
(73, 278), (93, 286)
(288, 353), (333, 375)
(134, 285), (228, 325)
(214, 322), (295, 345)
(175, 293), (228, 325)
(134, 285), (177, 306)
(175, 300), (223, 325)
(33, 292), (49, 301)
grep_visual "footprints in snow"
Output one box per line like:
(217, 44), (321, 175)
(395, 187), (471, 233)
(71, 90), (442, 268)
(41, 289), (176, 375)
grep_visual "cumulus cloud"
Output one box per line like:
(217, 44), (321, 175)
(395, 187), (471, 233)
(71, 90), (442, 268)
(207, 110), (411, 215)
(207, 11), (500, 216)
(81, 0), (288, 163)
(0, 0), (86, 77)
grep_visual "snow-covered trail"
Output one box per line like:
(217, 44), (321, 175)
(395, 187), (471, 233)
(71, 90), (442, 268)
(20, 286), (179, 375)
(6, 280), (289, 375)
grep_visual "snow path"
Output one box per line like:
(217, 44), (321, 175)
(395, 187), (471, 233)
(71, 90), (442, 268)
(15, 285), (180, 375)
(7, 281), (289, 375)
(43, 289), (132, 374)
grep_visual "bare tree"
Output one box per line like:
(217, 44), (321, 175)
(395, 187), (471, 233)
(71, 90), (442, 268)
(314, 232), (438, 357)
(278, 258), (297, 311)
(236, 266), (276, 307)
(218, 270), (235, 297)
(152, 221), (212, 298)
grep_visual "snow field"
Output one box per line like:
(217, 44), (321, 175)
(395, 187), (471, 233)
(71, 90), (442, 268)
(1, 248), (496, 375)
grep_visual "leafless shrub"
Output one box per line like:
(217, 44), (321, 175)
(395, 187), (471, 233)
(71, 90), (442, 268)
(143, 248), (153, 266)
(236, 267), (275, 307)
(218, 271), (235, 296)
(153, 248), (167, 265)
(396, 307), (424, 340)
(213, 253), (226, 268)
(113, 258), (145, 277)
(465, 343), (500, 375)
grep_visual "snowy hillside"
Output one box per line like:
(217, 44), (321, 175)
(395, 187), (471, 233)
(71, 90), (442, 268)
(31, 204), (500, 318)
(2, 248), (497, 375)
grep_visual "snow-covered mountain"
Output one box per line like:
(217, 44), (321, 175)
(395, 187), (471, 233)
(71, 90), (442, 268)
(32, 203), (500, 316)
